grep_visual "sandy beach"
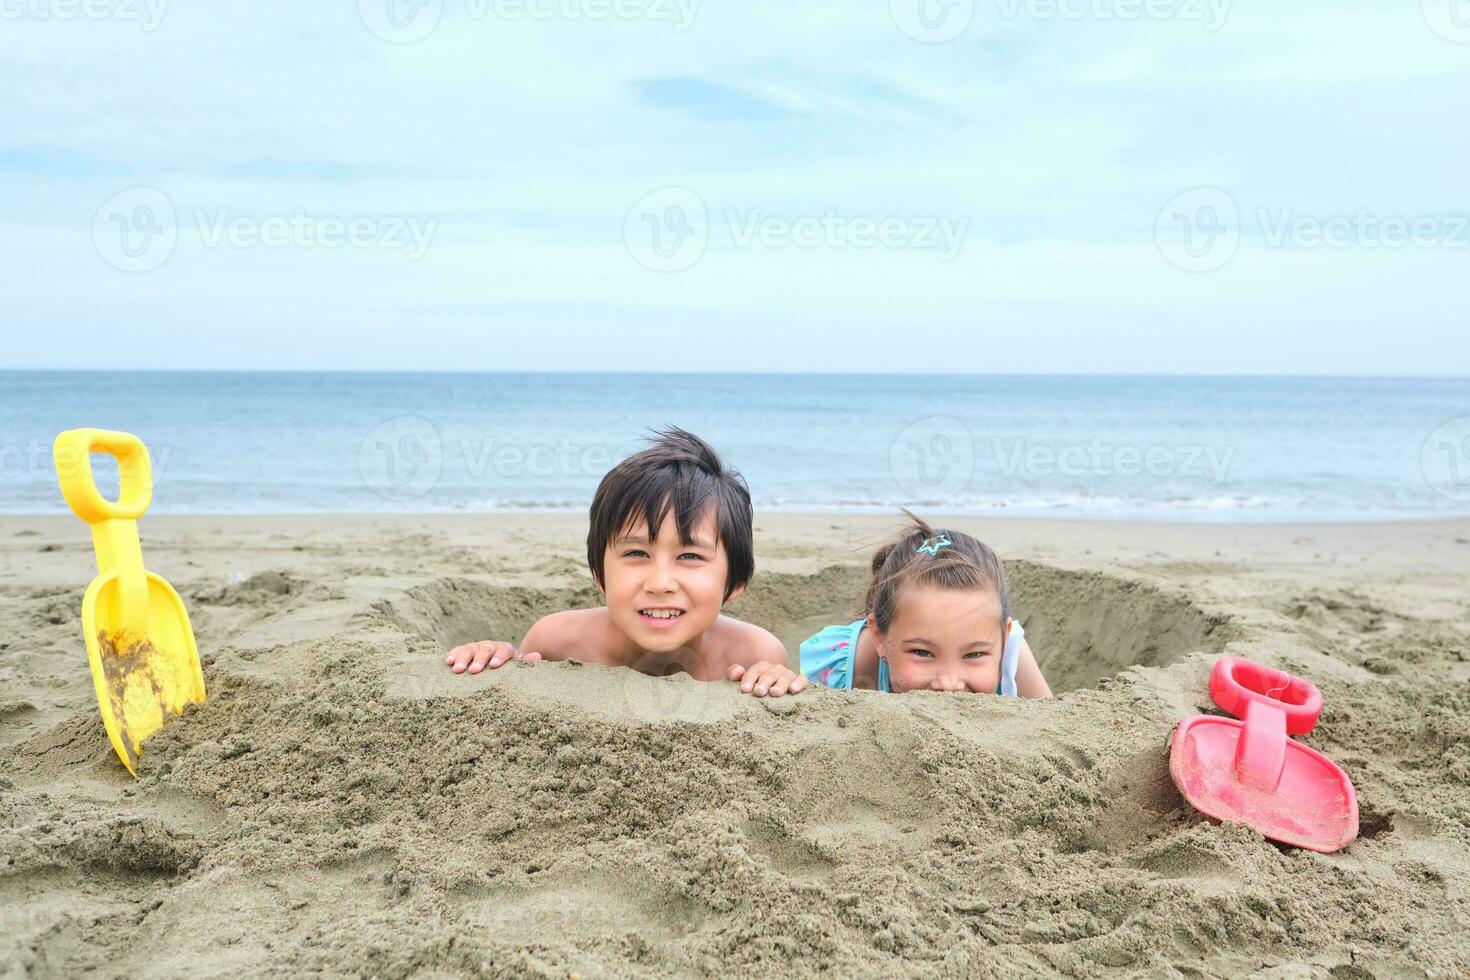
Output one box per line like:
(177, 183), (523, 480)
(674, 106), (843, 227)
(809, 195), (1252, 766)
(2, 512), (1468, 977)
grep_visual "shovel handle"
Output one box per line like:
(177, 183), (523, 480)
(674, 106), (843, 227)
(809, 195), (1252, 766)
(1209, 657), (1322, 736)
(53, 429), (153, 524)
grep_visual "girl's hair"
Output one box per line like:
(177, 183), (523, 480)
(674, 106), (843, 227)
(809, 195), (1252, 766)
(865, 510), (1009, 633)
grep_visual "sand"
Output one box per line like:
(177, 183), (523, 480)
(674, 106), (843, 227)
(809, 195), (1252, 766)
(2, 512), (1468, 978)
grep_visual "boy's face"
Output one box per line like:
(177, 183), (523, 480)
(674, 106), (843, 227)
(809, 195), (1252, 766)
(874, 585), (1005, 694)
(601, 508), (740, 653)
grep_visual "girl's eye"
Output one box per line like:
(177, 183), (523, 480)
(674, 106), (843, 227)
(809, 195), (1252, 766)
(679, 553), (705, 561)
(909, 649), (934, 659)
(964, 651), (985, 660)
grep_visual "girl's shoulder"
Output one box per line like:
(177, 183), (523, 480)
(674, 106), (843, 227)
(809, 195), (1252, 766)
(800, 619), (865, 652)
(799, 619), (866, 689)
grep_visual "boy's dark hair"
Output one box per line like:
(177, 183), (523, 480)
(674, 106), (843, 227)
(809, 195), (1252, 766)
(865, 509), (1009, 634)
(587, 427), (754, 602)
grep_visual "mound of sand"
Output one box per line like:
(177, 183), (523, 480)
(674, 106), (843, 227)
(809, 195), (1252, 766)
(3, 514), (1468, 977)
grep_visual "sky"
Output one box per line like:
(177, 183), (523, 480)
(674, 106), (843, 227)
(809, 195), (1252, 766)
(1, 0), (1468, 374)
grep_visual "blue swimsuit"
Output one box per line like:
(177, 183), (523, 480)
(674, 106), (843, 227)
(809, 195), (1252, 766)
(800, 618), (1025, 696)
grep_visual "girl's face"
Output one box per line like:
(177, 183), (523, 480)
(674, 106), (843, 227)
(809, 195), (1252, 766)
(874, 585), (1006, 694)
(600, 509), (739, 653)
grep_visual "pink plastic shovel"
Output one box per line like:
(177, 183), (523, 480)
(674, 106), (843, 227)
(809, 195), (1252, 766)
(1170, 657), (1358, 853)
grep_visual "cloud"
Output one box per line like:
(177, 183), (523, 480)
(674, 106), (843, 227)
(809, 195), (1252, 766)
(634, 78), (795, 121)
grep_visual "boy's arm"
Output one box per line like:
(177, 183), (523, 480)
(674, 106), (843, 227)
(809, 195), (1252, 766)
(1014, 639), (1053, 698)
(726, 630), (807, 698)
(444, 617), (554, 675)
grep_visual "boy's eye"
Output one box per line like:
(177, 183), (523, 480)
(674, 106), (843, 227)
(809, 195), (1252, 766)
(622, 549), (649, 558)
(679, 552), (705, 561)
(963, 651), (986, 660)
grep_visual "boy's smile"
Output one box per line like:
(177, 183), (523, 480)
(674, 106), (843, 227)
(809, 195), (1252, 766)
(638, 607), (685, 626)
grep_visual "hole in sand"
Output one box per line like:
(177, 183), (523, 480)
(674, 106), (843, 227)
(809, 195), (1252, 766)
(1357, 804), (1394, 840)
(391, 560), (1231, 693)
(1006, 561), (1234, 693)
(391, 579), (603, 649)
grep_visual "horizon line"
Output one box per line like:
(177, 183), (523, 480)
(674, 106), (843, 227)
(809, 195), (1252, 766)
(3, 368), (1468, 380)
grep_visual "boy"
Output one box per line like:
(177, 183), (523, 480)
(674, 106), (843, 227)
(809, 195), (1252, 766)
(445, 428), (806, 699)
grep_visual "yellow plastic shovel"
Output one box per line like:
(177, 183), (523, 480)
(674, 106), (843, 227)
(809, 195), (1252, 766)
(53, 428), (205, 776)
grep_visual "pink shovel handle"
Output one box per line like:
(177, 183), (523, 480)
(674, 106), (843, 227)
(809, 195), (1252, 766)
(1209, 657), (1322, 734)
(1208, 657), (1324, 793)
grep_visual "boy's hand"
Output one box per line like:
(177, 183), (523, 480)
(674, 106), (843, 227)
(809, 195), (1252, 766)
(444, 641), (543, 675)
(729, 661), (807, 698)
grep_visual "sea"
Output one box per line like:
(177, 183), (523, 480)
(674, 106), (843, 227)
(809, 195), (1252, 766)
(3, 371), (1468, 521)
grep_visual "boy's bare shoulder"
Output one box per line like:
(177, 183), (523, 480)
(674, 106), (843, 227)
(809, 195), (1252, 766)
(522, 607), (619, 662)
(712, 615), (788, 669)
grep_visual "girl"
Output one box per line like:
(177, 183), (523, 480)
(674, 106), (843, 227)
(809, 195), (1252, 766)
(801, 514), (1052, 697)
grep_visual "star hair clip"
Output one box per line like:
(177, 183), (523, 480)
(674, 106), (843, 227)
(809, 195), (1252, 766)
(916, 533), (952, 557)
